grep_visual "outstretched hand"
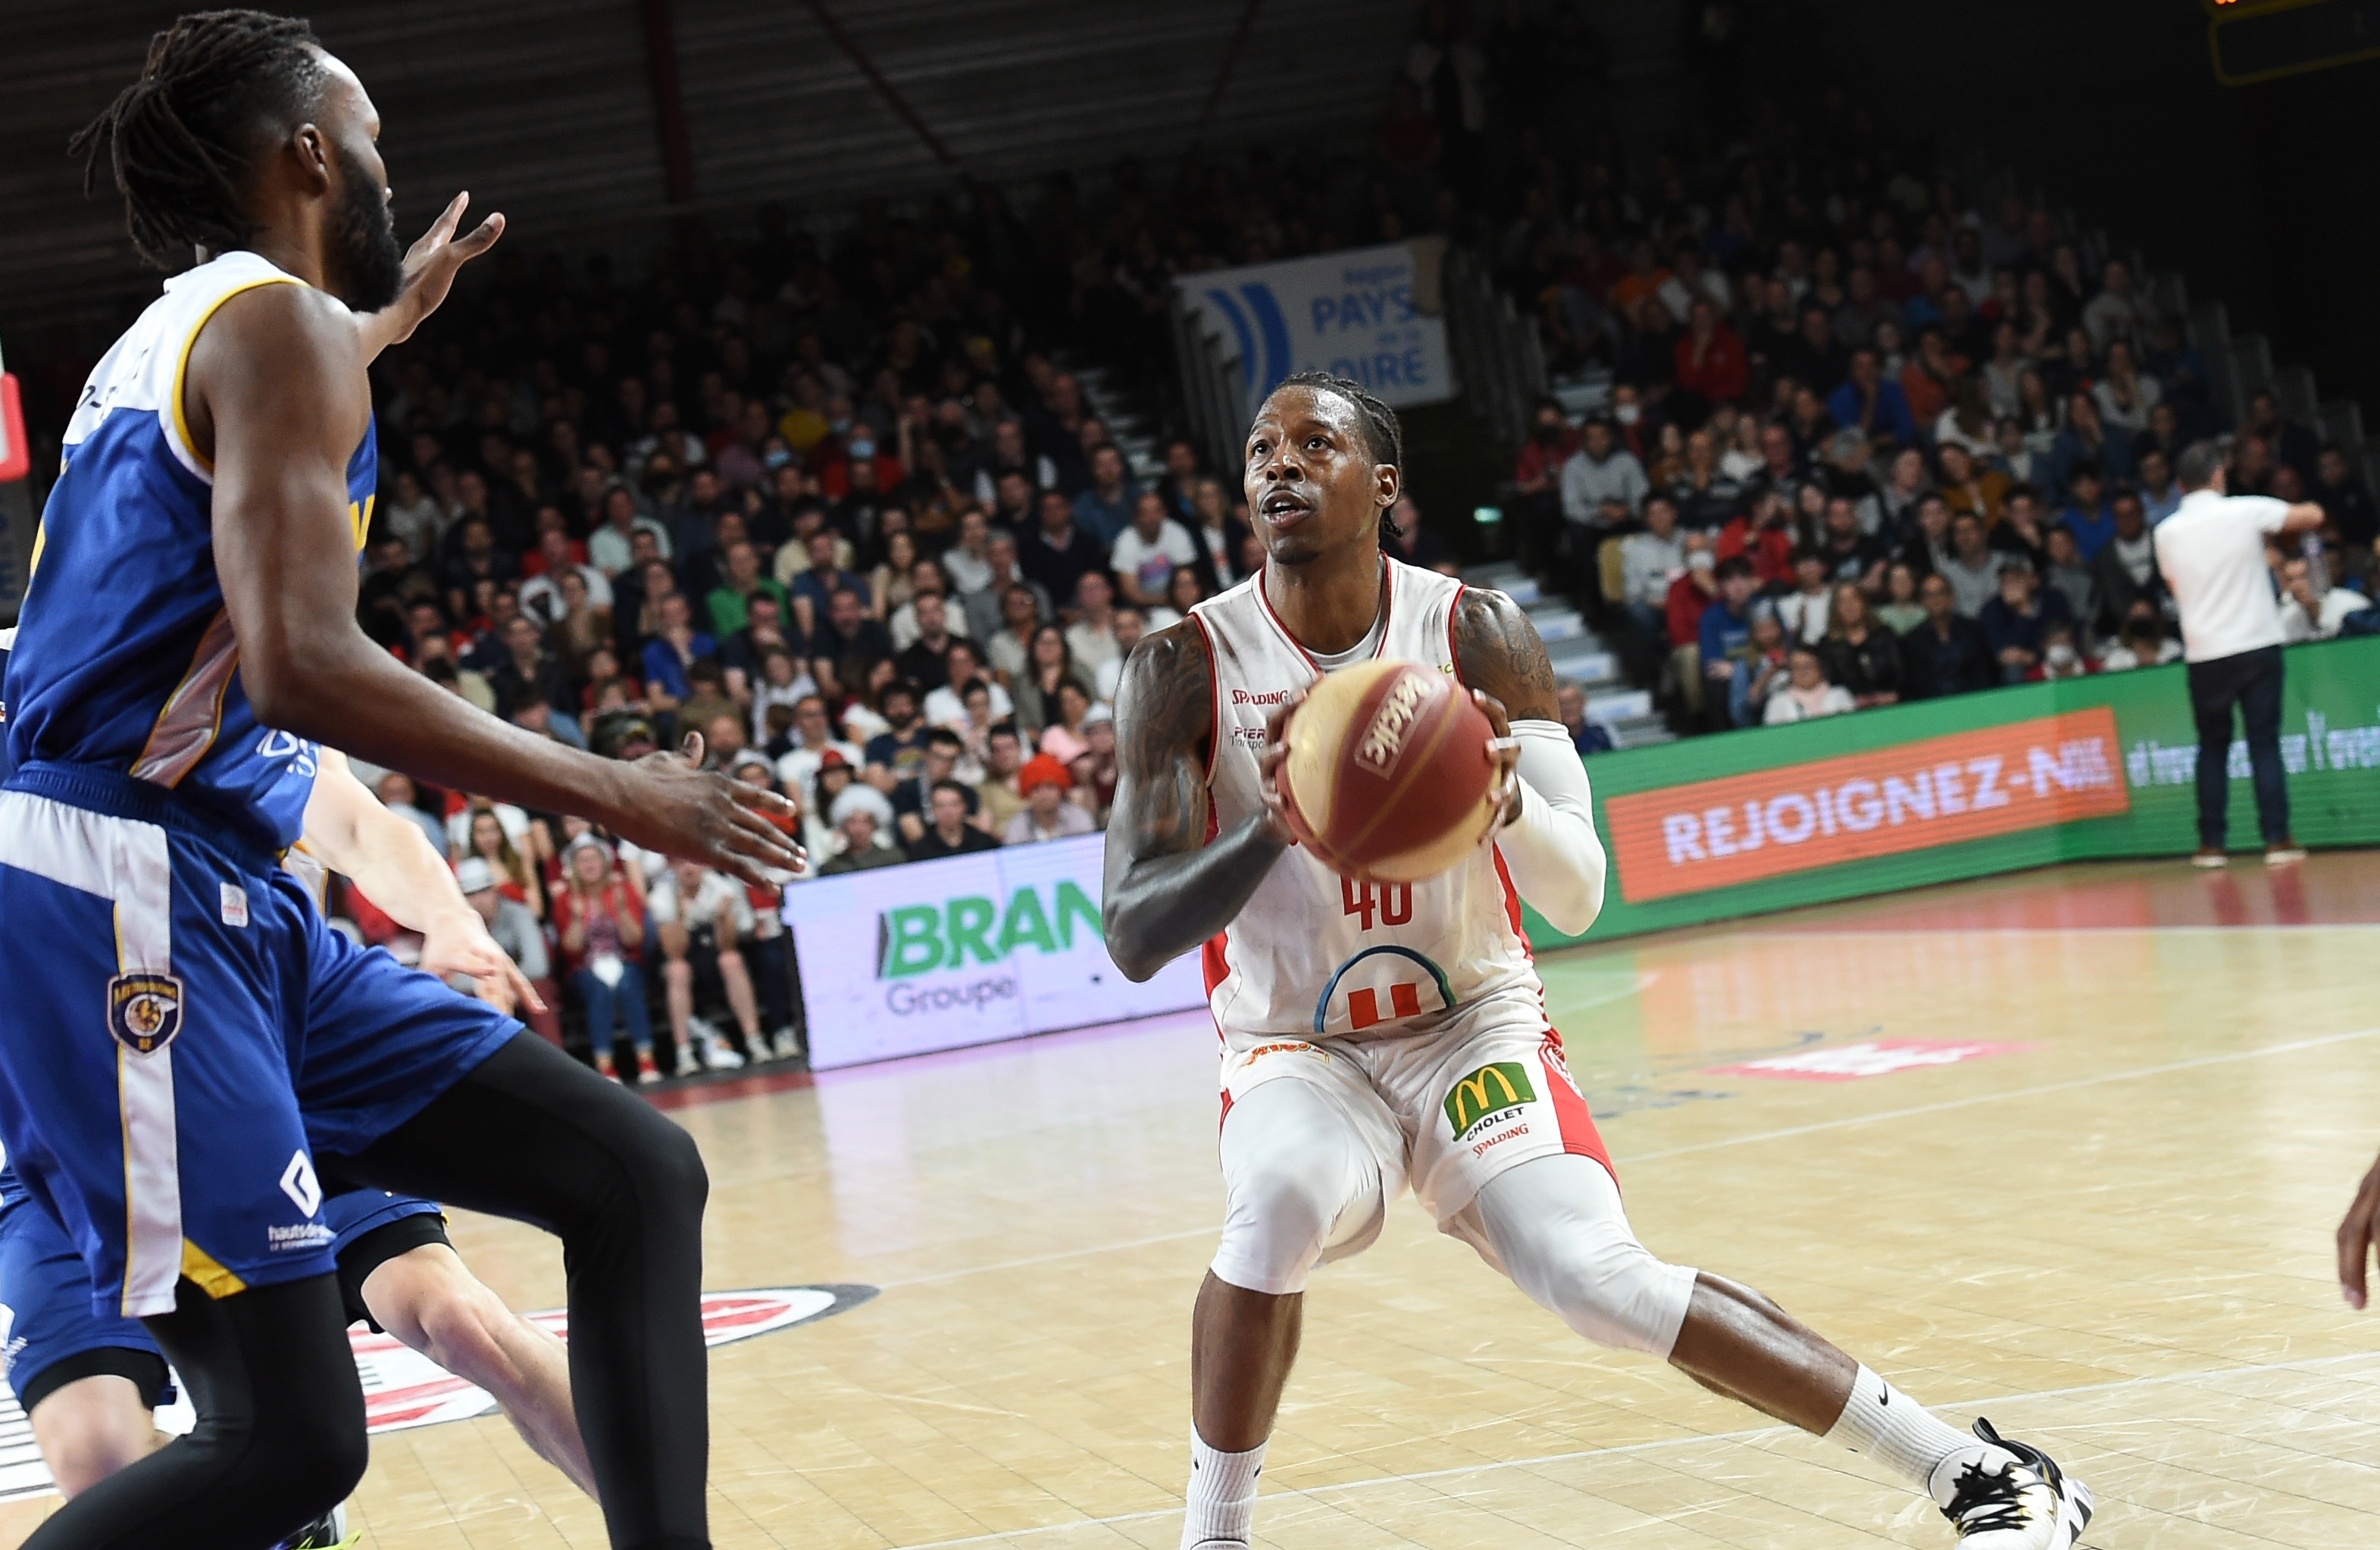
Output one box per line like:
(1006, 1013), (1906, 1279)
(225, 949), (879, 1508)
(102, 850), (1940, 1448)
(374, 192), (505, 350)
(419, 908), (543, 1017)
(608, 733), (807, 888)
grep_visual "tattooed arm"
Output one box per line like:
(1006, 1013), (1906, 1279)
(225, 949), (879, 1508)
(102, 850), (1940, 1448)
(1453, 587), (1609, 936)
(1102, 621), (1292, 982)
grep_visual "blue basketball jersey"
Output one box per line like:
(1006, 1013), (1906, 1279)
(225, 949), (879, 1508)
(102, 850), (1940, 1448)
(2, 249), (375, 852)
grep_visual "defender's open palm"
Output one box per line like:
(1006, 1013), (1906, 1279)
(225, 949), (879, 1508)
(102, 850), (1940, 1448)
(609, 734), (805, 886)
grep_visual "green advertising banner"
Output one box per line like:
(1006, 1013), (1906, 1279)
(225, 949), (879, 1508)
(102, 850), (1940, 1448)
(1531, 637), (2380, 947)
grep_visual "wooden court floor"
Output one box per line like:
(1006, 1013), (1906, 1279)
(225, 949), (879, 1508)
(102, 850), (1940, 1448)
(8, 852), (2380, 1549)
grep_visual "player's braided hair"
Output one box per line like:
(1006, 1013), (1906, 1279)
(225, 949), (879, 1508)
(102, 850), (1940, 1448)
(69, 10), (327, 270)
(1274, 370), (1406, 541)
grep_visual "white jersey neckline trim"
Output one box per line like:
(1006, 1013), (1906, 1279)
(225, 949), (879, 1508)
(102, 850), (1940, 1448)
(1253, 555), (1395, 676)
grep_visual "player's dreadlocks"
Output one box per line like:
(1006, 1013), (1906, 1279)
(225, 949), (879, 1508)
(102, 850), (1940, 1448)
(69, 10), (327, 270)
(1275, 370), (1406, 541)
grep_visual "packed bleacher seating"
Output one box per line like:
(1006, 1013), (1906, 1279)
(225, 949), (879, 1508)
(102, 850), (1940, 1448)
(17, 2), (2374, 1080)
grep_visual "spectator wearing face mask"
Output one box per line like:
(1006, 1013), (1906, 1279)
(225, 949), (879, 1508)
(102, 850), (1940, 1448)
(2028, 623), (2095, 681)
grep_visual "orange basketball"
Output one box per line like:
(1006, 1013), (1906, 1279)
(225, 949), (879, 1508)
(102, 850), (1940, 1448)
(1278, 659), (1500, 883)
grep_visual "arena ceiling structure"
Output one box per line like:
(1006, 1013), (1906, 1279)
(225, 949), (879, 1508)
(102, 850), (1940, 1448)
(0, 0), (1418, 331)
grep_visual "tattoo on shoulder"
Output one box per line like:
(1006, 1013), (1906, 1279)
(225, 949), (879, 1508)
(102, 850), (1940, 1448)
(1114, 620), (1215, 768)
(1454, 589), (1560, 720)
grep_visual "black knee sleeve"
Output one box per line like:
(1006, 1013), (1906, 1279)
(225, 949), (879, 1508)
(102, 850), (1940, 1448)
(23, 1273), (364, 1550)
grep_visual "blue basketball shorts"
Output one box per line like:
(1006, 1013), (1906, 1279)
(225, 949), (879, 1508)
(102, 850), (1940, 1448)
(0, 764), (514, 1319)
(0, 1187), (444, 1408)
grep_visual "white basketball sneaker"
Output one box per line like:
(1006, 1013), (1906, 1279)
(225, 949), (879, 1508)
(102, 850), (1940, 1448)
(1929, 1419), (2092, 1548)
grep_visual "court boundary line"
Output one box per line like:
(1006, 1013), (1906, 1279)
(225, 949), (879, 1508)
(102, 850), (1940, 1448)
(878, 1352), (2380, 1548)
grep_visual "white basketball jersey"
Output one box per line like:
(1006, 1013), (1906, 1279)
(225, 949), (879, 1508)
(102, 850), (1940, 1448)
(1190, 559), (1541, 1041)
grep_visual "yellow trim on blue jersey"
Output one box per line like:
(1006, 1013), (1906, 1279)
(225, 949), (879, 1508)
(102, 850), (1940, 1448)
(23, 521), (43, 582)
(170, 275), (303, 477)
(180, 1238), (249, 1299)
(349, 492), (375, 552)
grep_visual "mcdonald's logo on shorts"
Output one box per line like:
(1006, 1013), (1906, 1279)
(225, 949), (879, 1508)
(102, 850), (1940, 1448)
(1443, 1061), (1536, 1140)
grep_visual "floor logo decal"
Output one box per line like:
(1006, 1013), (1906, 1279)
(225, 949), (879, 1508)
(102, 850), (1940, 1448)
(0, 1285), (876, 1502)
(1705, 1039), (2036, 1082)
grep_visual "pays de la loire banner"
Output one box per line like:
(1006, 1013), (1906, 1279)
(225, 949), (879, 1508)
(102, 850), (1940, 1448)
(783, 834), (1206, 1070)
(1182, 239), (1456, 411)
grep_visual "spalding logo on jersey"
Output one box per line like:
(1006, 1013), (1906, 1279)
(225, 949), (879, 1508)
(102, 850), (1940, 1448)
(106, 973), (184, 1055)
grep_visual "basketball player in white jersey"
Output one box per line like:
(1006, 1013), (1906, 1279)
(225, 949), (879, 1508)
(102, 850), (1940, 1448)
(1103, 373), (2091, 1550)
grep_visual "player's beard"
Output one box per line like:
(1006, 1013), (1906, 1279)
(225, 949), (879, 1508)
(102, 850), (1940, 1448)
(327, 168), (405, 313)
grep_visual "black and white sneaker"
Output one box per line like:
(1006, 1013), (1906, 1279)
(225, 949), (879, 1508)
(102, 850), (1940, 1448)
(1928, 1418), (2093, 1548)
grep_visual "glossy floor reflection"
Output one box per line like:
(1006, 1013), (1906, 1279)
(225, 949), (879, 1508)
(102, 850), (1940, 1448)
(5, 853), (2377, 1548)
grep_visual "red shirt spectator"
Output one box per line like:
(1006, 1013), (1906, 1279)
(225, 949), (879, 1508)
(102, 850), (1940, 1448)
(1673, 305), (1749, 403)
(1665, 564), (1719, 646)
(550, 863), (647, 975)
(1511, 401), (1580, 492)
(1717, 511), (1794, 586)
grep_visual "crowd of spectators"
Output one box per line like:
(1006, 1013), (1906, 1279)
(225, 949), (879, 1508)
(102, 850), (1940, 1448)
(42, 2), (2371, 1073)
(1457, 18), (2380, 733)
(333, 123), (1493, 1079)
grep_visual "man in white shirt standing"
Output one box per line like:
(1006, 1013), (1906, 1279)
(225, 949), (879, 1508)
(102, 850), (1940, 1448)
(2153, 442), (2326, 868)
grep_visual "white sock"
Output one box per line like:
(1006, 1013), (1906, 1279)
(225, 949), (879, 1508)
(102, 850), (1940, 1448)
(1180, 1430), (1265, 1549)
(1822, 1365), (1983, 1494)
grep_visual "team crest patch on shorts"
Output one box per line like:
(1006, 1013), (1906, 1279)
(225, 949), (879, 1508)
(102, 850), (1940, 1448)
(1443, 1061), (1536, 1141)
(106, 973), (184, 1055)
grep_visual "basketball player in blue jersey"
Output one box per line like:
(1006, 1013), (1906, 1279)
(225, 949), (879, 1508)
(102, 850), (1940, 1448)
(2, 752), (595, 1543)
(0, 12), (799, 1548)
